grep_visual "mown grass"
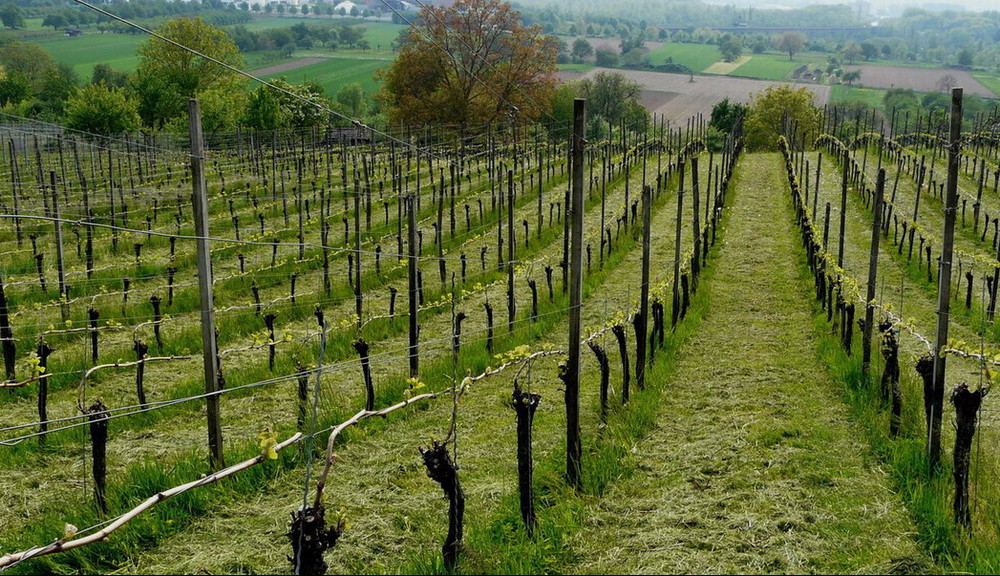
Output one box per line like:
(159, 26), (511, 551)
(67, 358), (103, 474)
(729, 51), (828, 80)
(830, 85), (887, 108)
(260, 56), (386, 95)
(33, 33), (145, 77)
(3, 145), (705, 574)
(787, 146), (1000, 573)
(646, 42), (720, 73)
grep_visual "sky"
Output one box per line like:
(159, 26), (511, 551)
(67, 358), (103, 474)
(703, 0), (997, 13)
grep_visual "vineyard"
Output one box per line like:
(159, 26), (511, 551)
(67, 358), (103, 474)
(1, 89), (1000, 574)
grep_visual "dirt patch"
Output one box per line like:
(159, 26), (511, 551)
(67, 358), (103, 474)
(584, 37), (665, 54)
(640, 90), (679, 111)
(576, 67), (831, 124)
(841, 64), (996, 97)
(248, 57), (327, 77)
(557, 70), (586, 83)
(704, 56), (751, 75)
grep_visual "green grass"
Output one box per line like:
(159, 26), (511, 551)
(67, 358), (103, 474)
(729, 51), (828, 81)
(646, 42), (720, 72)
(971, 73), (1000, 98)
(259, 56), (386, 95)
(32, 32), (145, 77)
(830, 85), (887, 108)
(557, 63), (594, 74)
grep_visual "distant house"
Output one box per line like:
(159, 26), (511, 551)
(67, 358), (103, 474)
(64, 27), (82, 37)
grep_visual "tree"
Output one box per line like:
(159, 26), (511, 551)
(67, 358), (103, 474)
(0, 2), (24, 29)
(64, 84), (141, 136)
(0, 73), (31, 107)
(594, 47), (618, 67)
(42, 13), (68, 31)
(709, 97), (747, 133)
(841, 69), (861, 86)
(243, 85), (285, 130)
(719, 34), (743, 63)
(744, 85), (819, 151)
(577, 71), (643, 126)
(0, 42), (56, 87)
(136, 18), (244, 98)
(841, 41), (862, 64)
(860, 41), (879, 62)
(775, 32), (806, 61)
(336, 82), (366, 117)
(378, 0), (558, 127)
(91, 64), (129, 89)
(571, 38), (593, 63)
(957, 48), (974, 67)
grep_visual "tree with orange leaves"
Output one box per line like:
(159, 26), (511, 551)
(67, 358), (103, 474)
(378, 0), (559, 128)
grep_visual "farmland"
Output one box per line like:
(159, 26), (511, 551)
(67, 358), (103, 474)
(6, 3), (1000, 574)
(573, 67), (831, 124)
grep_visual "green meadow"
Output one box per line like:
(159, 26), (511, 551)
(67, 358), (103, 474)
(647, 42), (721, 72)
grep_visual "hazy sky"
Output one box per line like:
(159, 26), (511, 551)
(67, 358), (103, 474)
(704, 0), (997, 13)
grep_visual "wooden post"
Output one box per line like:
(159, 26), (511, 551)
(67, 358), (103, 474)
(862, 169), (885, 375)
(566, 99), (586, 489)
(507, 170), (516, 332)
(355, 174), (363, 331)
(407, 194), (419, 378)
(188, 100), (224, 469)
(0, 276), (15, 381)
(49, 172), (67, 302)
(929, 88), (963, 471)
(636, 185), (651, 389)
(672, 162), (685, 328)
(838, 149), (848, 268)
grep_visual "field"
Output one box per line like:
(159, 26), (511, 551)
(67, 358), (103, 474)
(575, 67), (831, 123)
(257, 56), (387, 95)
(33, 32), (145, 78)
(829, 84), (887, 108)
(841, 64), (997, 97)
(646, 42), (722, 72)
(7, 6), (1000, 574)
(728, 51), (826, 80)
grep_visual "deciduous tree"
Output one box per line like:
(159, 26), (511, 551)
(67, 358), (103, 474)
(136, 17), (243, 98)
(744, 85), (819, 151)
(378, 0), (558, 127)
(64, 84), (141, 136)
(775, 32), (806, 61)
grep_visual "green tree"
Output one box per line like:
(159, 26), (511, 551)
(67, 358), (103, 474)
(744, 85), (819, 151)
(577, 70), (643, 126)
(0, 72), (31, 107)
(136, 17), (244, 98)
(957, 48), (974, 67)
(243, 84), (285, 131)
(42, 13), (68, 30)
(719, 34), (743, 63)
(36, 63), (79, 117)
(841, 41), (862, 64)
(860, 41), (879, 61)
(0, 2), (24, 29)
(571, 38), (593, 63)
(64, 84), (141, 136)
(0, 41), (56, 88)
(91, 64), (129, 89)
(335, 82), (366, 117)
(841, 69), (861, 86)
(594, 47), (618, 67)
(129, 69), (186, 131)
(379, 0), (558, 127)
(709, 97), (747, 133)
(775, 32), (806, 61)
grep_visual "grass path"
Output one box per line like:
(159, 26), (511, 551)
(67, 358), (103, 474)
(568, 153), (929, 574)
